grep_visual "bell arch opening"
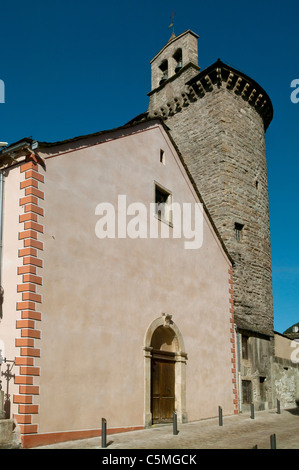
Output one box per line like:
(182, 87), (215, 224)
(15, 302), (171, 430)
(143, 314), (187, 427)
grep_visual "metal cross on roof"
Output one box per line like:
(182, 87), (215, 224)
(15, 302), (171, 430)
(168, 12), (176, 36)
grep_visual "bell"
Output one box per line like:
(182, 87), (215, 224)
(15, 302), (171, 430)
(159, 70), (168, 85)
(175, 61), (182, 73)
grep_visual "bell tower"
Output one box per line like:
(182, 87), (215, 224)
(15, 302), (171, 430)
(148, 30), (200, 115)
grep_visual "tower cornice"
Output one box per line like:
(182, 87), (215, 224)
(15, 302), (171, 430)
(149, 59), (273, 131)
(187, 60), (273, 130)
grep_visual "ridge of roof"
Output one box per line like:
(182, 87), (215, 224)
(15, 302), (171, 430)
(34, 115), (153, 148)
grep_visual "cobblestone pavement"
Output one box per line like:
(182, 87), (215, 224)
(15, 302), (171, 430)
(32, 408), (299, 450)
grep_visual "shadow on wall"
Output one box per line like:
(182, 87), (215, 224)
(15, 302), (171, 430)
(286, 406), (299, 416)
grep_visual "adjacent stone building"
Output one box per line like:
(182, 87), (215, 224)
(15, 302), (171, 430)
(273, 332), (299, 409)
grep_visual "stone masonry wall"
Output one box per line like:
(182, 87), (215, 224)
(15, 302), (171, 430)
(272, 357), (299, 409)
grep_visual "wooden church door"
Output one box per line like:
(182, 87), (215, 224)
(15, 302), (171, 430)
(151, 357), (175, 424)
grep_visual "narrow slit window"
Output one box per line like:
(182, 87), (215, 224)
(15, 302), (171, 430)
(241, 335), (249, 360)
(160, 149), (165, 165)
(235, 222), (244, 242)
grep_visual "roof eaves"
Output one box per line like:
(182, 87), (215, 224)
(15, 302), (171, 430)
(35, 116), (156, 149)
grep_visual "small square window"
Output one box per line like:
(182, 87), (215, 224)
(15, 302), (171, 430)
(235, 222), (244, 242)
(155, 183), (172, 224)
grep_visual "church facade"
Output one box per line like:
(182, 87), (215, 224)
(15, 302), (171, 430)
(0, 119), (236, 447)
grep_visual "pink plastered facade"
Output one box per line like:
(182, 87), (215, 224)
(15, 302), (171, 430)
(0, 121), (237, 448)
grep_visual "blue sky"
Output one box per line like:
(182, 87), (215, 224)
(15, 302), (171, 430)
(0, 0), (298, 334)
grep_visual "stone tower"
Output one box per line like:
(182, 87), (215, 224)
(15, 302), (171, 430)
(147, 30), (275, 410)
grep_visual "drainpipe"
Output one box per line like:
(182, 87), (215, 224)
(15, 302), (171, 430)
(235, 325), (242, 413)
(0, 141), (8, 320)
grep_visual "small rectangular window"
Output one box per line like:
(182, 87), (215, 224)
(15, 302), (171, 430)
(235, 222), (244, 242)
(155, 183), (172, 224)
(160, 149), (165, 165)
(241, 335), (249, 360)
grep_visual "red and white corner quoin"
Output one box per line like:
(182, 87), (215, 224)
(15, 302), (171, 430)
(14, 159), (44, 443)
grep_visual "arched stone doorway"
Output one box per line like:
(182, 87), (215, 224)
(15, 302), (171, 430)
(143, 313), (187, 427)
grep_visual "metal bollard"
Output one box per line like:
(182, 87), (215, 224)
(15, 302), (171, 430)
(173, 412), (178, 435)
(270, 433), (276, 449)
(277, 399), (281, 414)
(101, 418), (107, 448)
(218, 406), (223, 426)
(250, 403), (255, 419)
